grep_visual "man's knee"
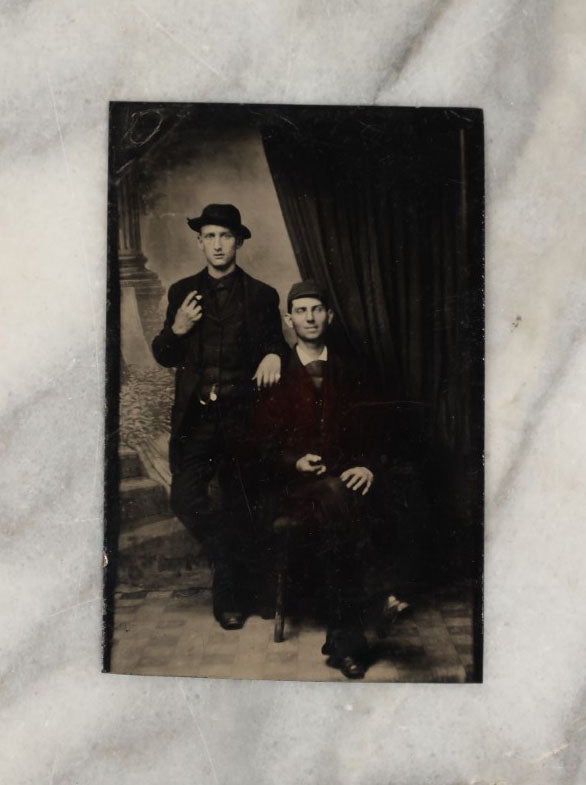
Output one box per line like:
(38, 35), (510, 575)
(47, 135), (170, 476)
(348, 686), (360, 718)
(171, 486), (203, 517)
(303, 475), (351, 528)
(170, 475), (212, 532)
(319, 475), (348, 503)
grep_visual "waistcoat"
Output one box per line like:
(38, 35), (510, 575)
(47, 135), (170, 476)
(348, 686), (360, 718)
(198, 280), (250, 405)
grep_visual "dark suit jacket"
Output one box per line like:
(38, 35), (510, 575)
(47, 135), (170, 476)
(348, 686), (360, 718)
(152, 266), (288, 455)
(258, 345), (373, 483)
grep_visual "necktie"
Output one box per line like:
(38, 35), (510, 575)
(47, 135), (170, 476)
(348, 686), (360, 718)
(214, 281), (229, 311)
(304, 360), (327, 392)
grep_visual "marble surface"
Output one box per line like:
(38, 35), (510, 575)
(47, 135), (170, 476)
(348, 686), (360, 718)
(1, 1), (585, 783)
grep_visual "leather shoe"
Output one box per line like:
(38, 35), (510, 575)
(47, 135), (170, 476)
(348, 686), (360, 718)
(328, 655), (365, 680)
(218, 611), (244, 630)
(375, 594), (411, 639)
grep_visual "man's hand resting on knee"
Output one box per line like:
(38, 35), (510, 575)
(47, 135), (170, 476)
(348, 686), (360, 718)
(340, 466), (374, 495)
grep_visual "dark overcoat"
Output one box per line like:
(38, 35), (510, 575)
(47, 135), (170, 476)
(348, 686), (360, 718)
(257, 345), (373, 483)
(152, 266), (288, 466)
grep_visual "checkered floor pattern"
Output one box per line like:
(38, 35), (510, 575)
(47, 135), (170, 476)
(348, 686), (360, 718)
(109, 585), (478, 682)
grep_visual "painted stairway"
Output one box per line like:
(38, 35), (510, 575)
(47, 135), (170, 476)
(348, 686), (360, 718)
(117, 445), (211, 590)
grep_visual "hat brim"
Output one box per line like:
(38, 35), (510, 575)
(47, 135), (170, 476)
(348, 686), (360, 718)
(187, 217), (251, 240)
(287, 291), (328, 311)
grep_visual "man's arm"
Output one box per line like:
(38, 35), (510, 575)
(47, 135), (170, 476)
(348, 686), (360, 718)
(152, 283), (201, 368)
(259, 399), (326, 477)
(253, 287), (289, 388)
(334, 355), (377, 495)
(260, 287), (289, 363)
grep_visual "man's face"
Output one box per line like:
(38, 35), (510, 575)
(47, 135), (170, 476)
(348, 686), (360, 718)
(286, 297), (333, 342)
(197, 224), (242, 270)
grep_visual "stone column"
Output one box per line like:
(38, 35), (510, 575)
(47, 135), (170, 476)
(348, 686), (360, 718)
(117, 170), (163, 368)
(118, 172), (162, 297)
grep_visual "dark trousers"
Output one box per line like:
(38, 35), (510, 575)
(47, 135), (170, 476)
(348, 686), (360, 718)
(170, 404), (261, 617)
(285, 475), (368, 658)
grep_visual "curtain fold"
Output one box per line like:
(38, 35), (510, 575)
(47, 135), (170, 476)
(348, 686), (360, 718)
(261, 111), (482, 468)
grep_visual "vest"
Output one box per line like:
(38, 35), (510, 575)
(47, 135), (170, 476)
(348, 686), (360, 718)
(302, 359), (327, 450)
(198, 279), (250, 406)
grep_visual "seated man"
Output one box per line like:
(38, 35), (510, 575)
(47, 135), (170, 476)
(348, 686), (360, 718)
(259, 280), (377, 679)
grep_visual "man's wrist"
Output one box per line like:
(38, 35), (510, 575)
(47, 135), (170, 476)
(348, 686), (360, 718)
(166, 324), (187, 340)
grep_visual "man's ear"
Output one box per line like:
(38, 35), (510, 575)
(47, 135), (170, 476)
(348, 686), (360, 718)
(327, 308), (334, 325)
(236, 236), (244, 249)
(196, 233), (204, 250)
(283, 312), (293, 329)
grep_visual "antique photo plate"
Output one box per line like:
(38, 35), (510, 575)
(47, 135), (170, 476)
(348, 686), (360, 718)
(103, 103), (484, 682)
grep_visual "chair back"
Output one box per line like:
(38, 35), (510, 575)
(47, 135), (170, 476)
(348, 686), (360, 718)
(343, 401), (428, 463)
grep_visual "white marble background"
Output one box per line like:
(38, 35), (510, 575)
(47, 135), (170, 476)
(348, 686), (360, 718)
(1, 0), (585, 783)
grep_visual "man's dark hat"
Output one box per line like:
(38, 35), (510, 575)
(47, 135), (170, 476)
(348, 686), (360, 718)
(287, 279), (329, 311)
(187, 204), (251, 239)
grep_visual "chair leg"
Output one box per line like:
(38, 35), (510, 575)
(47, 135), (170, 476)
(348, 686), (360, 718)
(274, 553), (286, 643)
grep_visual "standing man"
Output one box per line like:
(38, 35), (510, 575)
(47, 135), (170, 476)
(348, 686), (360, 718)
(152, 204), (287, 630)
(259, 280), (376, 678)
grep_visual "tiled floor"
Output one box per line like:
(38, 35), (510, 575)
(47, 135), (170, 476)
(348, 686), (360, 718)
(109, 585), (478, 682)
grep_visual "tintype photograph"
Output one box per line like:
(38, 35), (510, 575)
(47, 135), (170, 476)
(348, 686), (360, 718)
(103, 102), (484, 682)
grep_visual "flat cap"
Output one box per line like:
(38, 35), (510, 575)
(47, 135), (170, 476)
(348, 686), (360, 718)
(287, 279), (328, 311)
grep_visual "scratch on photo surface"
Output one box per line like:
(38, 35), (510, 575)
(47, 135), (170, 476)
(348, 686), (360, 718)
(450, 4), (518, 56)
(48, 753), (58, 785)
(47, 597), (101, 619)
(128, 109), (164, 147)
(178, 682), (220, 785)
(372, 0), (451, 102)
(46, 72), (100, 387)
(133, 3), (225, 80)
(493, 321), (583, 509)
(277, 114), (301, 134)
(280, 2), (298, 102)
(533, 741), (570, 763)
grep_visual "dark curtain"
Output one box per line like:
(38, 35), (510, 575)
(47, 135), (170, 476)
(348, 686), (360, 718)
(263, 110), (482, 454)
(261, 108), (484, 561)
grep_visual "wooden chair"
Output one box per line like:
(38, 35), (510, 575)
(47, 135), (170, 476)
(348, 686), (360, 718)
(270, 401), (428, 642)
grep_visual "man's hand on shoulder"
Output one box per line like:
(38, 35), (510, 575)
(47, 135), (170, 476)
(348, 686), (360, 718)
(296, 454), (327, 475)
(340, 466), (374, 495)
(253, 353), (281, 388)
(172, 290), (203, 335)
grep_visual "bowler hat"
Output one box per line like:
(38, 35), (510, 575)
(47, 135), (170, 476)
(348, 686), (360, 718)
(287, 279), (329, 311)
(187, 204), (251, 239)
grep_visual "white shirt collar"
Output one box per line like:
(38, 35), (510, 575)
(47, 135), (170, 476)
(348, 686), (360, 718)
(296, 344), (328, 366)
